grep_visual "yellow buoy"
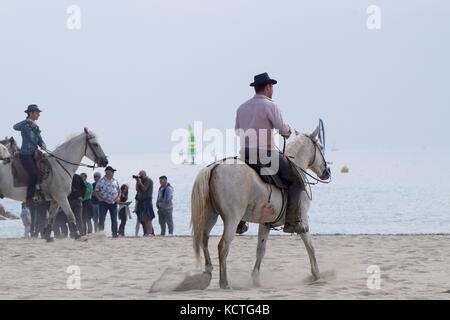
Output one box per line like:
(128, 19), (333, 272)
(340, 166), (349, 174)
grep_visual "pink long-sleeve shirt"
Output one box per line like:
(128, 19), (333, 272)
(235, 94), (291, 150)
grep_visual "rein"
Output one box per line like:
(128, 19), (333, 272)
(44, 134), (100, 178)
(277, 133), (332, 200)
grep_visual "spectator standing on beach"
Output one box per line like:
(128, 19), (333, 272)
(133, 200), (141, 236)
(118, 184), (132, 236)
(94, 166), (121, 238)
(32, 201), (49, 238)
(80, 173), (94, 235)
(29, 203), (37, 237)
(20, 203), (31, 238)
(53, 208), (69, 239)
(68, 174), (87, 236)
(92, 172), (102, 232)
(134, 170), (155, 236)
(157, 176), (174, 236)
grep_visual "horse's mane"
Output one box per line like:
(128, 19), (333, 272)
(286, 133), (310, 155)
(53, 131), (98, 152)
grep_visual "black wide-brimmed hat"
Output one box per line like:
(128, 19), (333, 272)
(250, 73), (277, 87)
(24, 104), (42, 113)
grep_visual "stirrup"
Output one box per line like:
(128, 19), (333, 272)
(25, 199), (36, 208)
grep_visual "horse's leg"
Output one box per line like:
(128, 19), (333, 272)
(43, 201), (59, 242)
(297, 191), (319, 280)
(203, 212), (219, 275)
(218, 215), (240, 289)
(252, 223), (270, 287)
(300, 232), (320, 281)
(56, 197), (81, 240)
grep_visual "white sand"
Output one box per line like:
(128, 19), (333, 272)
(0, 234), (449, 300)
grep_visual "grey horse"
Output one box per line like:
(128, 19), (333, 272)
(0, 128), (108, 241)
(191, 127), (330, 289)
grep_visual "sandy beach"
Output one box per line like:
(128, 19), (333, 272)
(0, 234), (449, 300)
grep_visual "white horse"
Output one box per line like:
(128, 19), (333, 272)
(191, 127), (330, 289)
(0, 128), (108, 241)
(0, 137), (19, 162)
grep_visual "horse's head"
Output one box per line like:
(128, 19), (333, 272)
(83, 128), (109, 168)
(296, 127), (331, 180)
(8, 137), (19, 154)
(0, 137), (19, 155)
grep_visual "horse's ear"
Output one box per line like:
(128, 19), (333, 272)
(84, 127), (89, 134)
(295, 129), (300, 136)
(310, 126), (319, 139)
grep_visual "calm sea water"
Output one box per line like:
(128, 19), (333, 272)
(1, 147), (449, 238)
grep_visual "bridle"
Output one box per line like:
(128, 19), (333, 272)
(84, 134), (103, 169)
(284, 134), (332, 200)
(44, 133), (103, 178)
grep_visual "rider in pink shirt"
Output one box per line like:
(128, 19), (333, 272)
(235, 73), (304, 234)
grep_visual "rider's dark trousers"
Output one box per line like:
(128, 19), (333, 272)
(20, 154), (37, 200)
(242, 148), (303, 224)
(277, 156), (303, 223)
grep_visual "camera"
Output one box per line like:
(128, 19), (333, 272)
(132, 175), (140, 179)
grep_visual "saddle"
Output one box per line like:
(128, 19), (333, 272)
(209, 157), (290, 229)
(246, 162), (290, 190)
(11, 151), (51, 188)
(208, 156), (290, 190)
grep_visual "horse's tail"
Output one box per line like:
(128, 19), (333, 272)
(191, 165), (215, 266)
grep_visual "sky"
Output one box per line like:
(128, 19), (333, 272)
(0, 0), (449, 156)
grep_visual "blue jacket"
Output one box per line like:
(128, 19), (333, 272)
(13, 119), (45, 155)
(157, 183), (174, 210)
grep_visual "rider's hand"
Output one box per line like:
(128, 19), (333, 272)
(29, 120), (37, 128)
(40, 144), (47, 151)
(281, 126), (292, 139)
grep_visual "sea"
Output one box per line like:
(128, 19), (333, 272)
(1, 147), (449, 238)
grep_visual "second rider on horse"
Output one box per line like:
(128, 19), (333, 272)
(13, 104), (47, 207)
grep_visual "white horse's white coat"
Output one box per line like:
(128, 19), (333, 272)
(0, 129), (108, 239)
(0, 145), (9, 160)
(191, 128), (329, 289)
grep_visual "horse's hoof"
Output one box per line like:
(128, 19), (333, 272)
(75, 235), (88, 242)
(236, 221), (249, 235)
(220, 283), (231, 290)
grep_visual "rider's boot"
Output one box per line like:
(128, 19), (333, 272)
(283, 184), (304, 234)
(25, 198), (36, 209)
(0, 191), (4, 199)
